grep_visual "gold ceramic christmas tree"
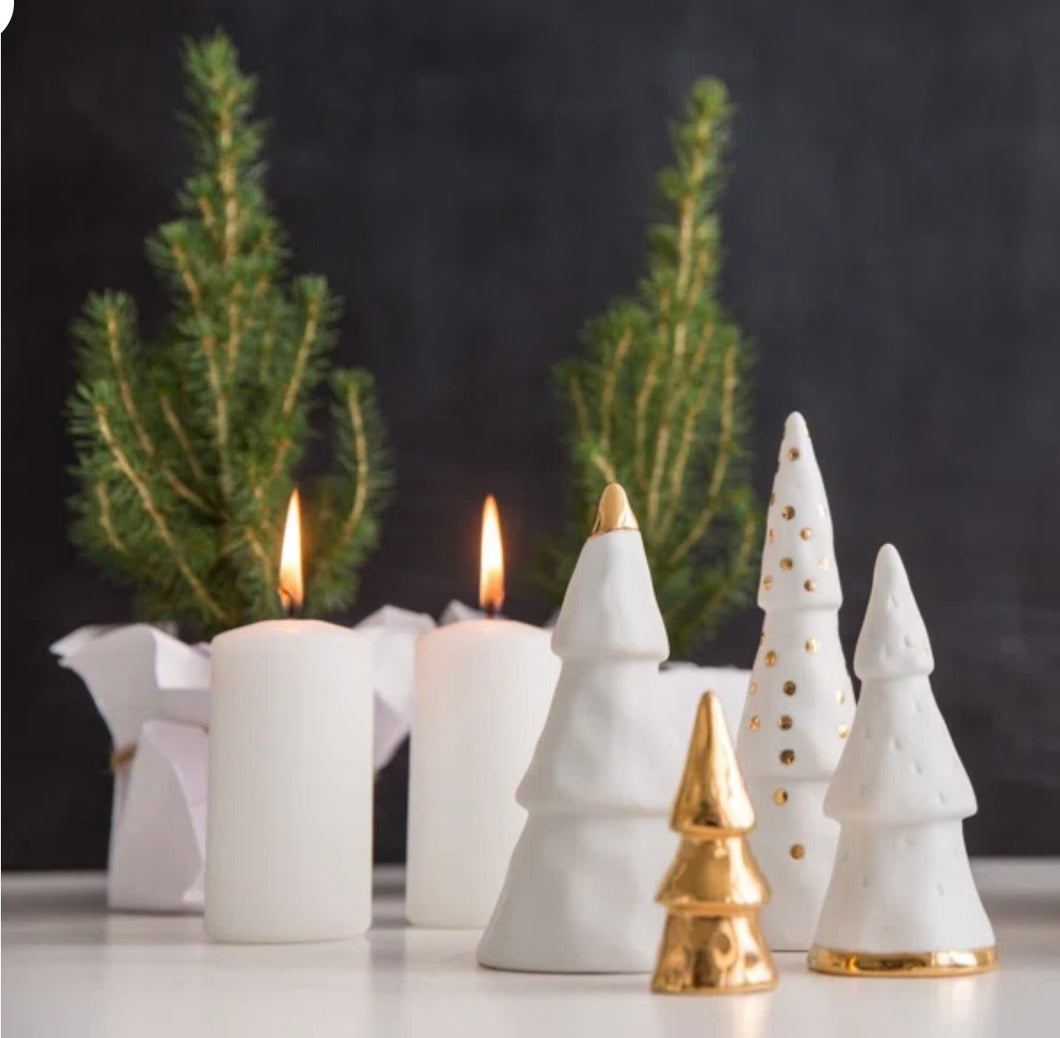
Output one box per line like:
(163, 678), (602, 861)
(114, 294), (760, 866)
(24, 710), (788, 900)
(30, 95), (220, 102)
(652, 693), (777, 994)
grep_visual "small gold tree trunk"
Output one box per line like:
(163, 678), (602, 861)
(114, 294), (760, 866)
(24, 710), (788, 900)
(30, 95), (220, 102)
(652, 693), (777, 994)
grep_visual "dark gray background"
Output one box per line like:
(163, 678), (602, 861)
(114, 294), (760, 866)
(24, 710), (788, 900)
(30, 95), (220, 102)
(4, 0), (1059, 868)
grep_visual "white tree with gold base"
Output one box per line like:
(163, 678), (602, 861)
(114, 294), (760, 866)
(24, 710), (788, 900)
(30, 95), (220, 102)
(809, 545), (996, 977)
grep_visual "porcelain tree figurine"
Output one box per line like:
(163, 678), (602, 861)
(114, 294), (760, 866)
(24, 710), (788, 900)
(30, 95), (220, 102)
(737, 412), (856, 950)
(809, 545), (997, 977)
(477, 483), (685, 973)
(652, 693), (777, 995)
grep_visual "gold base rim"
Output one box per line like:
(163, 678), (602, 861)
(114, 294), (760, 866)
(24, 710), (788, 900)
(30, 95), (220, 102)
(651, 979), (778, 996)
(808, 944), (998, 978)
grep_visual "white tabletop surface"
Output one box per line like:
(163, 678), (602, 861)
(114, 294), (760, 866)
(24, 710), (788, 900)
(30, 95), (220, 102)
(3, 860), (1058, 1037)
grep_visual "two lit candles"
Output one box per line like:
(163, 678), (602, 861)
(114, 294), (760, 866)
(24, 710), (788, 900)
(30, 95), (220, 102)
(206, 491), (559, 941)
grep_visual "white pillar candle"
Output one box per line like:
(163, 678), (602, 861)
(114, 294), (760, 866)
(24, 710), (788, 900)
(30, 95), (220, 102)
(206, 620), (374, 943)
(205, 491), (375, 943)
(405, 496), (560, 927)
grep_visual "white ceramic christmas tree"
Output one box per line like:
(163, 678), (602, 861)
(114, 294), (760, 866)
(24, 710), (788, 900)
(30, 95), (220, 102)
(477, 483), (686, 973)
(809, 545), (997, 976)
(737, 412), (855, 950)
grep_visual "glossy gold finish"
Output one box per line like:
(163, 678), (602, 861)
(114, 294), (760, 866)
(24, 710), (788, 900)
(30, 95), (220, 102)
(589, 482), (639, 537)
(808, 945), (997, 978)
(670, 694), (756, 833)
(652, 693), (777, 995)
(653, 913), (777, 995)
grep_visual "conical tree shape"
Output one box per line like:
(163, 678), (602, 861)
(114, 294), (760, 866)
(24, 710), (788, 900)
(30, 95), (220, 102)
(652, 693), (777, 995)
(737, 412), (855, 950)
(671, 692), (756, 834)
(809, 545), (996, 977)
(478, 483), (683, 973)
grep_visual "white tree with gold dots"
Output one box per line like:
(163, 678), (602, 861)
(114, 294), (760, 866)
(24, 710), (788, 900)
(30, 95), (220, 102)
(737, 412), (856, 950)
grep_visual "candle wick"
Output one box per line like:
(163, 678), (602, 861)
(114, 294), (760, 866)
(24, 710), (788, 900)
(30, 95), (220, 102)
(279, 587), (299, 619)
(484, 602), (499, 619)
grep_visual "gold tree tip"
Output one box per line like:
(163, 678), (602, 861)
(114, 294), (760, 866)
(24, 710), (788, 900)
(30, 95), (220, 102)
(670, 693), (756, 834)
(590, 482), (640, 538)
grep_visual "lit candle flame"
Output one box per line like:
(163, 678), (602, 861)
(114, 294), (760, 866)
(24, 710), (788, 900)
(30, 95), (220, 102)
(279, 489), (304, 615)
(479, 495), (505, 616)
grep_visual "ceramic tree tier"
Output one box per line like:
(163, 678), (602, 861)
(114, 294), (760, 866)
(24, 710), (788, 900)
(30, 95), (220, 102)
(809, 545), (996, 977)
(737, 412), (856, 950)
(477, 484), (684, 973)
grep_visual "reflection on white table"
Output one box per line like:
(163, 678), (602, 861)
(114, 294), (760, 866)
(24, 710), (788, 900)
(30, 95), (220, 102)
(3, 861), (1058, 1037)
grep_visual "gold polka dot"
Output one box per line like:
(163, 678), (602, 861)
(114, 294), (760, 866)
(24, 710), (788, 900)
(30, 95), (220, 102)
(773, 789), (788, 805)
(749, 681), (758, 694)
(787, 447), (801, 461)
(767, 528), (776, 543)
(759, 632), (765, 645)
(805, 638), (819, 654)
(818, 504), (828, 518)
(804, 579), (817, 592)
(765, 650), (777, 667)
(836, 689), (845, 704)
(783, 680), (797, 696)
(818, 557), (830, 570)
(749, 715), (761, 731)
(762, 575), (774, 590)
(838, 724), (850, 739)
(779, 557), (793, 570)
(800, 527), (812, 540)
(790, 844), (806, 860)
(781, 505), (795, 520)
(779, 715), (793, 730)
(780, 749), (796, 766)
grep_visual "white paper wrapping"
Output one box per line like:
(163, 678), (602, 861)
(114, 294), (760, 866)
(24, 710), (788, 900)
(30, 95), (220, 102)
(53, 605), (434, 913)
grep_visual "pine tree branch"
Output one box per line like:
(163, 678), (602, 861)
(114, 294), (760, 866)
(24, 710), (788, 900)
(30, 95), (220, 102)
(339, 382), (370, 543)
(282, 292), (320, 417)
(158, 392), (206, 483)
(214, 81), (240, 264)
(634, 354), (661, 485)
(103, 303), (154, 460)
(600, 326), (632, 452)
(670, 506), (757, 642)
(169, 241), (233, 502)
(657, 319), (715, 543)
(590, 450), (617, 485)
(225, 280), (243, 377)
(245, 523), (274, 593)
(103, 299), (213, 514)
(647, 115), (711, 533)
(94, 401), (229, 623)
(94, 481), (126, 554)
(568, 371), (591, 446)
(197, 195), (218, 243)
(667, 339), (739, 567)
